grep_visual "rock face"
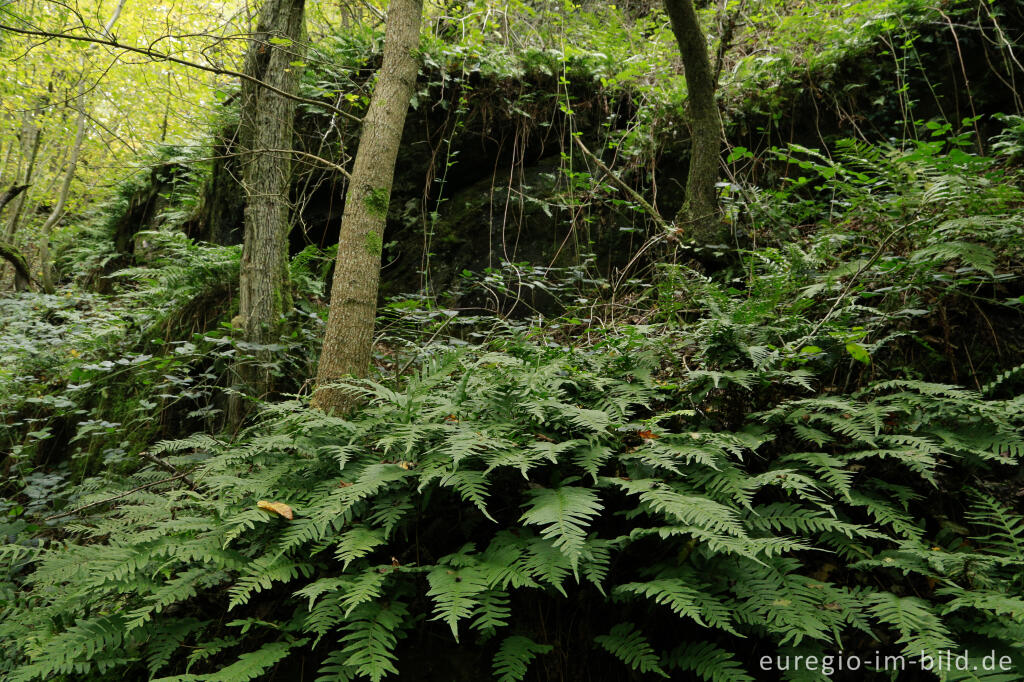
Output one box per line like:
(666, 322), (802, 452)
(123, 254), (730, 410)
(176, 0), (1024, 300)
(185, 69), (654, 300)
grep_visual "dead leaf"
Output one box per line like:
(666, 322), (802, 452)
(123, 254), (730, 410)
(257, 500), (294, 520)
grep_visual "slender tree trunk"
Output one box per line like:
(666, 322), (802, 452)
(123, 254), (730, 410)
(664, 0), (725, 244)
(31, 1), (128, 293)
(312, 0), (423, 414)
(38, 77), (87, 294)
(101, 0), (128, 36)
(4, 112), (42, 242)
(4, 107), (43, 291)
(228, 0), (306, 427)
(0, 240), (33, 288)
(0, 184), (33, 289)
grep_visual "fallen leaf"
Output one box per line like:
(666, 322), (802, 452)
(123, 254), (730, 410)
(257, 500), (293, 520)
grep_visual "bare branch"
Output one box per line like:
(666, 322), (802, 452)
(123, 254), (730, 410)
(0, 23), (362, 124)
(571, 134), (669, 231)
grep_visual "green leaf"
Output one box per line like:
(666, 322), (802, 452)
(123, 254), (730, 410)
(845, 342), (870, 365)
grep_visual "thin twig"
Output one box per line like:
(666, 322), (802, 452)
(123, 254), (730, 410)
(44, 470), (196, 522)
(0, 23), (362, 124)
(141, 452), (197, 487)
(245, 148), (351, 179)
(793, 221), (916, 349)
(572, 134), (669, 231)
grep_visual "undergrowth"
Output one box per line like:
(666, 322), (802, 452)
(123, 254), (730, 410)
(2, 11), (1024, 680)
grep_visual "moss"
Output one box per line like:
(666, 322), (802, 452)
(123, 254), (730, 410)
(363, 187), (390, 218)
(364, 230), (383, 257)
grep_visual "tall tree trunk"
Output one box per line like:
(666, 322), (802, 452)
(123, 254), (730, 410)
(664, 0), (725, 244)
(4, 106), (44, 291)
(3, 111), (42, 243)
(38, 77), (87, 294)
(312, 0), (423, 414)
(228, 0), (306, 427)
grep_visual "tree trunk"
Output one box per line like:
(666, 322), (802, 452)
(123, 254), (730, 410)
(312, 0), (423, 414)
(38, 77), (87, 295)
(0, 240), (33, 289)
(3, 108), (43, 290)
(3, 112), (42, 242)
(228, 0), (306, 427)
(0, 184), (33, 290)
(0, 184), (30, 214)
(664, 0), (725, 244)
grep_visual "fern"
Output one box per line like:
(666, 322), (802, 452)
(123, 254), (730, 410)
(867, 592), (957, 661)
(664, 641), (755, 682)
(492, 635), (552, 682)
(519, 484), (603, 571)
(614, 576), (737, 634)
(595, 623), (667, 678)
(336, 602), (408, 682)
(426, 564), (489, 640)
(966, 494), (1024, 560)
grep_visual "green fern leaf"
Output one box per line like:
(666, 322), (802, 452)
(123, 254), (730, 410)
(520, 484), (603, 571)
(492, 635), (552, 682)
(595, 622), (667, 678)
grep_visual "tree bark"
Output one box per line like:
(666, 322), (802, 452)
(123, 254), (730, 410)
(3, 114), (42, 242)
(312, 0), (423, 414)
(0, 240), (33, 289)
(0, 184), (30, 214)
(0, 185), (33, 290)
(229, 0), (306, 427)
(38, 76), (88, 295)
(664, 0), (725, 244)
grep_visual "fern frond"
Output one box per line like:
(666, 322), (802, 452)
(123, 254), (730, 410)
(492, 635), (552, 682)
(519, 485), (603, 571)
(664, 641), (755, 682)
(426, 564), (489, 641)
(337, 601), (408, 682)
(595, 622), (667, 678)
(867, 592), (956, 660)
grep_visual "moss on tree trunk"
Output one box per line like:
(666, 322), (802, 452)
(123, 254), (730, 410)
(312, 0), (424, 414)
